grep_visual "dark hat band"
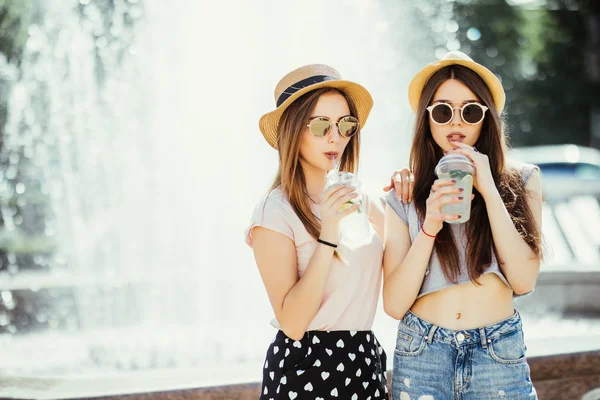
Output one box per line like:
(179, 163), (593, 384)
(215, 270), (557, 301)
(276, 75), (339, 107)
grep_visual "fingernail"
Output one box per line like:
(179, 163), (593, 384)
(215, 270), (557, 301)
(452, 180), (457, 183)
(459, 188), (464, 192)
(458, 215), (462, 218)
(458, 197), (464, 200)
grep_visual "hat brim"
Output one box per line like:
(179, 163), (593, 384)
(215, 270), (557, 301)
(259, 80), (373, 149)
(408, 59), (505, 114)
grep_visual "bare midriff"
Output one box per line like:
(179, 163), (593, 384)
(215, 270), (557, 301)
(410, 273), (515, 330)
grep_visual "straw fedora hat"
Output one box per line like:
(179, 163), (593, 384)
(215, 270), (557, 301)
(259, 64), (373, 149)
(408, 51), (505, 114)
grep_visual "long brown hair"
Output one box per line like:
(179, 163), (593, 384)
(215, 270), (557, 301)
(410, 65), (541, 283)
(269, 88), (361, 240)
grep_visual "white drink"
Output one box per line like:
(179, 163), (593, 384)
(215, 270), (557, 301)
(324, 171), (372, 243)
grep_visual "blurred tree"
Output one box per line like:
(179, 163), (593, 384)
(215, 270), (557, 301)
(0, 0), (33, 155)
(384, 0), (599, 148)
(514, 0), (599, 147)
(582, 0), (600, 147)
(0, 0), (32, 63)
(451, 0), (526, 146)
(453, 0), (600, 147)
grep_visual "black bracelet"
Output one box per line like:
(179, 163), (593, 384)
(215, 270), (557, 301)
(317, 238), (338, 248)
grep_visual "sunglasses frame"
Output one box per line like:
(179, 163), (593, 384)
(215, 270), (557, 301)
(426, 102), (489, 126)
(306, 115), (360, 138)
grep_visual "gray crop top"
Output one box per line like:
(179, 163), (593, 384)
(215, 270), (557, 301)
(385, 162), (539, 299)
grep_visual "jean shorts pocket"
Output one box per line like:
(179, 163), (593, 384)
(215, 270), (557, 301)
(394, 328), (426, 357)
(488, 329), (527, 364)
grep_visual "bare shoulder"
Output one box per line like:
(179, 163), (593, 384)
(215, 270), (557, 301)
(368, 194), (386, 217)
(367, 194), (386, 237)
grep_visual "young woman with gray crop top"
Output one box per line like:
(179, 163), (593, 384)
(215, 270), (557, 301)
(383, 51), (543, 399)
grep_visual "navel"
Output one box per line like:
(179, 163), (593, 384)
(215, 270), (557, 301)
(456, 312), (462, 320)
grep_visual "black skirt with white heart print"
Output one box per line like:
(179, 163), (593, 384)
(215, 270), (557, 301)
(260, 330), (388, 400)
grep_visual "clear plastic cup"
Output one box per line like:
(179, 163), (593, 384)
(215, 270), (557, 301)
(324, 171), (372, 243)
(434, 154), (476, 224)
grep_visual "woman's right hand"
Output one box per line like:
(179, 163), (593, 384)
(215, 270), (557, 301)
(319, 184), (360, 242)
(423, 179), (464, 235)
(383, 167), (414, 204)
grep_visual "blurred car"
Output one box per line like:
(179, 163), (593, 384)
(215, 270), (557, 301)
(509, 144), (600, 200)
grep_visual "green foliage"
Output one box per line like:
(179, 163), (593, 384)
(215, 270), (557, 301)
(382, 0), (599, 147)
(0, 0), (33, 63)
(0, 228), (56, 253)
(515, 3), (598, 146)
(451, 0), (598, 146)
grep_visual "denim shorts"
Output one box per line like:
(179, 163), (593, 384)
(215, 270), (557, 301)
(391, 310), (537, 400)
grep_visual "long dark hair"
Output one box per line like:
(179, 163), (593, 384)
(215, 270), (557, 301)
(410, 65), (541, 283)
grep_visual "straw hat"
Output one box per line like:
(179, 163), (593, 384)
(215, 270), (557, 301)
(259, 64), (373, 149)
(408, 51), (505, 114)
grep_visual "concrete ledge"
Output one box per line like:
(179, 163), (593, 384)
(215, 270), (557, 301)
(529, 350), (600, 400)
(2, 351), (598, 400)
(530, 350), (600, 380)
(82, 383), (261, 400)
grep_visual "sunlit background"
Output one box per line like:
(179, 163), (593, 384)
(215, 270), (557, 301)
(0, 0), (599, 397)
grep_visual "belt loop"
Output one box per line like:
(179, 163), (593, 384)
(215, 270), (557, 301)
(426, 325), (437, 344)
(479, 327), (487, 348)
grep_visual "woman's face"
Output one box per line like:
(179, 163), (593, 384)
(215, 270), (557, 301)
(428, 79), (485, 153)
(298, 91), (353, 173)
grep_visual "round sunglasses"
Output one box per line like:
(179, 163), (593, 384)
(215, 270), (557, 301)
(306, 116), (360, 138)
(427, 102), (489, 125)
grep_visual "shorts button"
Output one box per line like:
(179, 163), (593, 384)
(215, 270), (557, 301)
(456, 333), (465, 342)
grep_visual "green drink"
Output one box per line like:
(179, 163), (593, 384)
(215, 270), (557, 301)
(434, 154), (475, 224)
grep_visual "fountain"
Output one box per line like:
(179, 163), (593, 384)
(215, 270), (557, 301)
(0, 1), (598, 399)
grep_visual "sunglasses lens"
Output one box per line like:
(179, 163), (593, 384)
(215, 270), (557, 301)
(338, 116), (359, 137)
(431, 104), (453, 124)
(309, 117), (331, 137)
(462, 104), (484, 124)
